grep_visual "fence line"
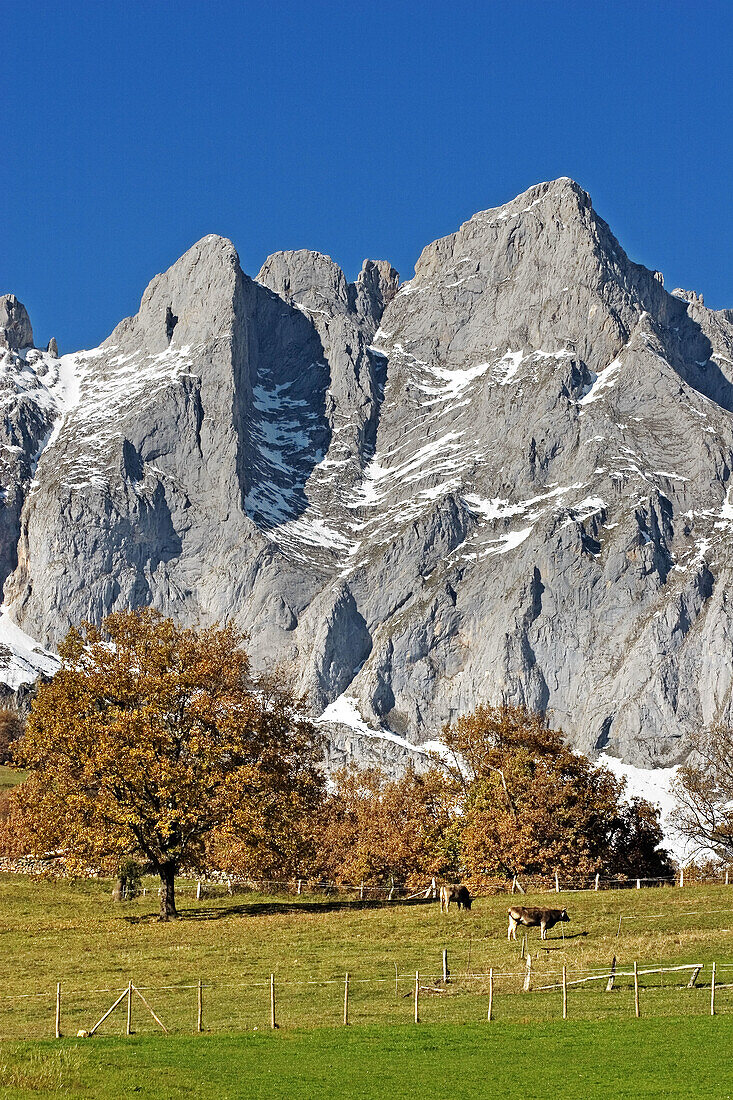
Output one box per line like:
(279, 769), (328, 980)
(3, 955), (730, 1041)
(7, 962), (733, 1005)
(535, 964), (703, 991)
(177, 869), (733, 899)
(4, 862), (733, 898)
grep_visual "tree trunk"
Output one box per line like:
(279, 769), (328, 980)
(158, 862), (178, 921)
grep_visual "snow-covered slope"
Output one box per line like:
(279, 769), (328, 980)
(0, 608), (58, 689)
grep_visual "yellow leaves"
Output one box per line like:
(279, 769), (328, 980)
(309, 764), (459, 886)
(10, 609), (325, 875)
(440, 702), (669, 878)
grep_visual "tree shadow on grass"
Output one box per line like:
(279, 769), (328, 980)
(122, 896), (438, 924)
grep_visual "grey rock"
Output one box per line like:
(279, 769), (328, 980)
(46, 337), (58, 358)
(3, 179), (733, 772)
(353, 259), (400, 336)
(0, 295), (34, 351)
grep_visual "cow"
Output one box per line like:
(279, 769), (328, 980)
(440, 884), (472, 912)
(507, 905), (569, 940)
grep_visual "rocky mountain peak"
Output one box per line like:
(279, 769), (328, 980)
(256, 251), (399, 339)
(354, 259), (400, 336)
(105, 235), (242, 355)
(257, 250), (350, 310)
(1, 183), (733, 775)
(0, 295), (34, 352)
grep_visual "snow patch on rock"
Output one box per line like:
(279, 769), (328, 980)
(0, 608), (59, 689)
(598, 753), (684, 860)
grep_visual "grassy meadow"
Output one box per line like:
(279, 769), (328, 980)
(2, 1017), (732, 1100)
(0, 766), (27, 791)
(1, 874), (733, 1045)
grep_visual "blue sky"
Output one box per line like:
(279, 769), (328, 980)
(4, 0), (733, 351)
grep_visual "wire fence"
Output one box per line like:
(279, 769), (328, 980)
(168, 866), (733, 902)
(3, 958), (731, 1041)
(3, 862), (733, 898)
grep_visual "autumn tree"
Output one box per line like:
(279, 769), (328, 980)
(607, 796), (671, 878)
(204, 671), (326, 882)
(442, 703), (671, 879)
(311, 764), (459, 887)
(673, 724), (733, 862)
(0, 706), (24, 764)
(8, 609), (324, 919)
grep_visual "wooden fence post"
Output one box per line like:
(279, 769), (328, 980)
(132, 986), (168, 1033)
(679, 867), (684, 888)
(634, 961), (640, 1018)
(360, 880), (364, 901)
(594, 873), (600, 891)
(297, 879), (302, 895)
(270, 973), (277, 1029)
(344, 972), (350, 1025)
(196, 881), (201, 900)
(55, 983), (61, 1040)
(606, 956), (617, 992)
(88, 988), (130, 1036)
(726, 869), (730, 887)
(562, 965), (567, 1020)
(414, 971), (420, 1023)
(511, 875), (517, 895)
(521, 932), (527, 960)
(197, 978), (203, 1033)
(687, 966), (702, 988)
(523, 954), (532, 992)
(711, 963), (716, 1016)
(636, 878), (641, 890)
(555, 871), (560, 893)
(442, 949), (449, 984)
(126, 980), (132, 1036)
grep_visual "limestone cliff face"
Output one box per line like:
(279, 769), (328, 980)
(3, 179), (733, 767)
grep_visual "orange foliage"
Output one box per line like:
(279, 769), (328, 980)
(442, 703), (671, 878)
(0, 707), (24, 764)
(311, 764), (459, 887)
(6, 609), (324, 918)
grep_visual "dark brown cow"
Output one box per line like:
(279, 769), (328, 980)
(440, 884), (472, 912)
(507, 905), (569, 940)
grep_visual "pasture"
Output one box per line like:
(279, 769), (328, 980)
(2, 1018), (732, 1099)
(0, 766), (27, 791)
(2, 874), (733, 1042)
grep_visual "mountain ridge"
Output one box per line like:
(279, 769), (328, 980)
(1, 178), (732, 770)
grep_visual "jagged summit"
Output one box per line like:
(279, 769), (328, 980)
(256, 250), (399, 337)
(0, 183), (732, 772)
(104, 234), (242, 354)
(0, 295), (34, 351)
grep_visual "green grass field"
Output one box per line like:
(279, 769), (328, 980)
(2, 875), (733, 1095)
(2, 1017), (732, 1100)
(0, 766), (27, 791)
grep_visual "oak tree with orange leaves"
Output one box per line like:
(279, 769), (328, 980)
(442, 703), (670, 879)
(9, 609), (324, 919)
(312, 764), (459, 887)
